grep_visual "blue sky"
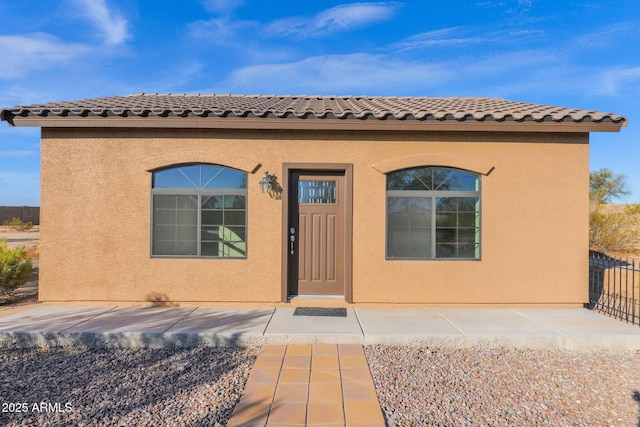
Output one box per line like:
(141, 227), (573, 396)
(1, 0), (639, 205)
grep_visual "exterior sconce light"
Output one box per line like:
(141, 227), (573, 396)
(259, 170), (272, 193)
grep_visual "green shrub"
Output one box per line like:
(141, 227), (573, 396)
(590, 204), (640, 254)
(3, 217), (33, 231)
(0, 238), (34, 299)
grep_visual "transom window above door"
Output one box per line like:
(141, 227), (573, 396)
(151, 164), (247, 258)
(386, 166), (480, 260)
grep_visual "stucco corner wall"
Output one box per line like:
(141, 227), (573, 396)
(39, 128), (590, 306)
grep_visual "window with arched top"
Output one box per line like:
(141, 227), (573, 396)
(386, 166), (480, 260)
(151, 164), (247, 258)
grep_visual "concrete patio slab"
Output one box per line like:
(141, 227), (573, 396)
(63, 306), (197, 333)
(163, 307), (275, 347)
(356, 308), (461, 345)
(433, 308), (558, 335)
(516, 308), (640, 335)
(264, 307), (363, 344)
(0, 305), (116, 332)
(2, 305), (640, 350)
(165, 307), (274, 334)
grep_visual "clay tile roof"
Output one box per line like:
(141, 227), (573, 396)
(0, 93), (627, 126)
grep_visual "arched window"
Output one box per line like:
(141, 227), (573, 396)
(151, 164), (247, 258)
(386, 166), (480, 260)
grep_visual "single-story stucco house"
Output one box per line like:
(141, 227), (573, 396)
(0, 94), (627, 306)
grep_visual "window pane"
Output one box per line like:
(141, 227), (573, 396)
(458, 228), (477, 243)
(153, 241), (176, 256)
(202, 195), (223, 210)
(436, 244), (455, 258)
(224, 195), (246, 209)
(434, 169), (479, 191)
(387, 196), (432, 258)
(436, 229), (456, 243)
(388, 197), (431, 227)
(154, 165), (247, 189)
(387, 197), (410, 227)
(387, 168), (434, 190)
(154, 225), (175, 241)
(177, 225), (197, 241)
(435, 212), (456, 227)
(201, 226), (220, 242)
(177, 209), (197, 225)
(176, 195), (198, 210)
(204, 167), (247, 189)
(299, 181), (337, 204)
(388, 228), (431, 258)
(458, 213), (478, 228)
(201, 210), (223, 225)
(152, 195), (198, 256)
(226, 226), (246, 242)
(177, 240), (197, 256)
(407, 198), (430, 227)
(436, 242), (479, 259)
(154, 209), (176, 225)
(458, 197), (479, 211)
(387, 167), (479, 191)
(219, 226), (247, 257)
(434, 196), (480, 259)
(225, 211), (246, 226)
(457, 244), (478, 258)
(154, 195), (197, 210)
(386, 167), (480, 261)
(154, 195), (178, 209)
(154, 167), (195, 189)
(201, 242), (219, 257)
(200, 224), (247, 258)
(152, 164), (248, 258)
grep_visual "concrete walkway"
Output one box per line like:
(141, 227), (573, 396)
(0, 305), (640, 350)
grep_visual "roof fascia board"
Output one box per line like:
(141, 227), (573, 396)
(5, 116), (626, 133)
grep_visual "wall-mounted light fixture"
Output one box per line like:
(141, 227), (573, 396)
(259, 170), (273, 193)
(259, 170), (282, 199)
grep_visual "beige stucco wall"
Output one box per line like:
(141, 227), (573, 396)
(39, 128), (589, 306)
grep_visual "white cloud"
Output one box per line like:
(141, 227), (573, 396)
(476, 0), (533, 14)
(188, 17), (258, 46)
(226, 53), (451, 94)
(0, 33), (90, 79)
(570, 22), (637, 51)
(221, 43), (576, 99)
(265, 2), (401, 38)
(390, 27), (481, 52)
(71, 0), (129, 46)
(0, 150), (38, 159)
(389, 25), (547, 54)
(597, 66), (640, 96)
(202, 0), (244, 15)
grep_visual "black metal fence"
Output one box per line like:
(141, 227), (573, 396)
(588, 251), (640, 325)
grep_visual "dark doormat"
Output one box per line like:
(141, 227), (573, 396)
(293, 307), (347, 317)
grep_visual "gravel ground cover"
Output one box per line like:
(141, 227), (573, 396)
(0, 346), (258, 426)
(365, 345), (640, 427)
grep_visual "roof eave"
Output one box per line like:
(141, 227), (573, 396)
(2, 115), (627, 133)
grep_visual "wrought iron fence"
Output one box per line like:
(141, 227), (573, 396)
(588, 251), (640, 325)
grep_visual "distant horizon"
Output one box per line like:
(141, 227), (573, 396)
(2, 1), (639, 205)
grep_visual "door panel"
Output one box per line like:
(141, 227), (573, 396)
(289, 172), (345, 296)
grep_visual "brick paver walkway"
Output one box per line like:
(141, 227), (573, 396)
(228, 344), (385, 426)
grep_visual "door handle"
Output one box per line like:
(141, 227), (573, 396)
(289, 227), (295, 254)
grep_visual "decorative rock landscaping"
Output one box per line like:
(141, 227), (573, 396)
(365, 345), (640, 427)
